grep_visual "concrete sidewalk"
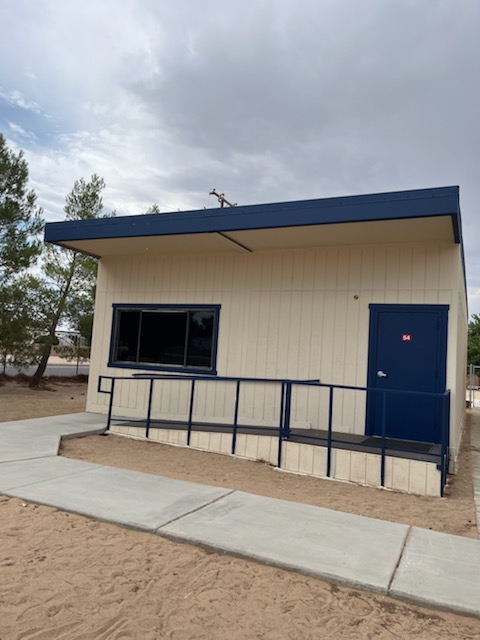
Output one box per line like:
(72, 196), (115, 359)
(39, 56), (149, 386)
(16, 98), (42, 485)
(1, 413), (480, 618)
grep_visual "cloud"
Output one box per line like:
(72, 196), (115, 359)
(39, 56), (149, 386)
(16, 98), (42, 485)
(7, 121), (38, 143)
(0, 88), (42, 114)
(1, 0), (480, 313)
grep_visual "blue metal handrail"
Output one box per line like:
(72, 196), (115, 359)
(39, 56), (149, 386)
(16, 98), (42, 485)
(98, 373), (451, 496)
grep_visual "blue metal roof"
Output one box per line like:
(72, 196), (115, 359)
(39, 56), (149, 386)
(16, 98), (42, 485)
(45, 185), (462, 245)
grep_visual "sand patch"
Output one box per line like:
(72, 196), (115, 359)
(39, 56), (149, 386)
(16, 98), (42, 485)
(1, 496), (480, 639)
(1, 379), (480, 638)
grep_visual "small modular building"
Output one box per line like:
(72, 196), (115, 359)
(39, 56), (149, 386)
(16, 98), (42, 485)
(45, 186), (467, 496)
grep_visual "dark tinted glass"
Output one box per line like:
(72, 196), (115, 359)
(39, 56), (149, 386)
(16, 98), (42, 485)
(139, 311), (187, 365)
(186, 310), (215, 367)
(115, 311), (140, 361)
(113, 307), (216, 369)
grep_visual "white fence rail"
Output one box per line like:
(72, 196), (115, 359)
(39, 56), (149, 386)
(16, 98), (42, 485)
(467, 364), (480, 408)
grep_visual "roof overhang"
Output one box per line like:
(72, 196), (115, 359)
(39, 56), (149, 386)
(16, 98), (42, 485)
(45, 186), (462, 259)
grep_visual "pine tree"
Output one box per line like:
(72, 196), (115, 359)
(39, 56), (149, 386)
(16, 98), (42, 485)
(29, 175), (114, 387)
(468, 314), (480, 366)
(0, 133), (43, 278)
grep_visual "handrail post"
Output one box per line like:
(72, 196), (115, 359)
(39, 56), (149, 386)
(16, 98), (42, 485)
(231, 380), (241, 455)
(326, 386), (334, 477)
(145, 379), (154, 439)
(106, 378), (116, 431)
(380, 391), (387, 487)
(277, 382), (286, 468)
(283, 382), (292, 439)
(187, 379), (196, 446)
(440, 391), (450, 497)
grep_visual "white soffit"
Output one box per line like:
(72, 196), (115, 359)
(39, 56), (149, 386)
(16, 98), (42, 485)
(58, 216), (454, 258)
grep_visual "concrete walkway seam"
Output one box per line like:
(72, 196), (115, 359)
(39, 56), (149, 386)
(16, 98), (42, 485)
(155, 489), (237, 531)
(386, 525), (412, 593)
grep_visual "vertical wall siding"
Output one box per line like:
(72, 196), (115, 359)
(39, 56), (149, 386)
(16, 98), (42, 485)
(449, 255), (468, 468)
(87, 243), (458, 437)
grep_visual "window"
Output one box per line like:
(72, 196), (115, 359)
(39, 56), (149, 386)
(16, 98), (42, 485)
(109, 304), (220, 373)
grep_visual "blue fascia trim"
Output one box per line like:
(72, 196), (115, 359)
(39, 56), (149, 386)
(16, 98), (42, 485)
(452, 196), (468, 312)
(367, 303), (450, 312)
(111, 303), (222, 311)
(45, 185), (461, 244)
(452, 201), (462, 244)
(108, 303), (221, 376)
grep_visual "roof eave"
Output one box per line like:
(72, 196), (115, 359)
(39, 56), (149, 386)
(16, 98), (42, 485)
(44, 185), (461, 247)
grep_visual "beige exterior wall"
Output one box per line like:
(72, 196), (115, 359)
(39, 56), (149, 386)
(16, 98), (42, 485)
(447, 253), (468, 470)
(87, 240), (466, 456)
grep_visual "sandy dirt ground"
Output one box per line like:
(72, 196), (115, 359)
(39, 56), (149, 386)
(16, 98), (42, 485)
(1, 378), (480, 639)
(0, 376), (88, 421)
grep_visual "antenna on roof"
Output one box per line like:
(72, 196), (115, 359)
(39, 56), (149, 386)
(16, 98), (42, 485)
(209, 189), (237, 208)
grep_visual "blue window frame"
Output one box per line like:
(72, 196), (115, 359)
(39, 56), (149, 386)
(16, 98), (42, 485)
(109, 304), (220, 374)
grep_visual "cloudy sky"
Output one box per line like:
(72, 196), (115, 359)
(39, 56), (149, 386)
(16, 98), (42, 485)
(1, 0), (479, 313)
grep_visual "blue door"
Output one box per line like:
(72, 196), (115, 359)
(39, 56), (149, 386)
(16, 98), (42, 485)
(366, 304), (448, 443)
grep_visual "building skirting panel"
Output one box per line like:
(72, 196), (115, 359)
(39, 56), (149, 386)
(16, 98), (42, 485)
(110, 425), (441, 497)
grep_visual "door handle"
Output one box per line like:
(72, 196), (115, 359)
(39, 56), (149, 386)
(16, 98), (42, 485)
(377, 370), (387, 378)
